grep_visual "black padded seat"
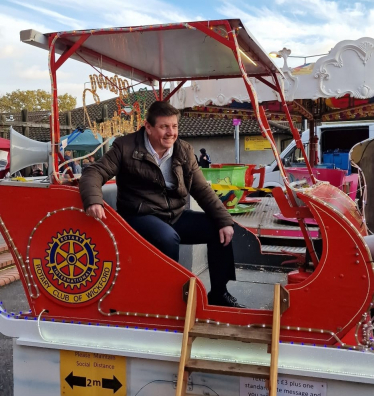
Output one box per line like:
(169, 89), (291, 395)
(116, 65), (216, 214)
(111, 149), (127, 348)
(102, 183), (117, 210)
(363, 235), (374, 259)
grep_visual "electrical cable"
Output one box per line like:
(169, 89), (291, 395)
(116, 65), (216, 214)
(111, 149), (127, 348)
(133, 379), (220, 396)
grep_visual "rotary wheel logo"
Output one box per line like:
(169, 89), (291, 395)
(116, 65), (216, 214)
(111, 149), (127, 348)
(46, 230), (99, 289)
(33, 229), (113, 305)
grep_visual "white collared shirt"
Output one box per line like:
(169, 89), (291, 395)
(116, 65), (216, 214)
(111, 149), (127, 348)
(144, 131), (173, 166)
(144, 131), (177, 189)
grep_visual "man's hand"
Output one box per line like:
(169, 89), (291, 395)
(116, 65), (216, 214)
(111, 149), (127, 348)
(219, 226), (234, 247)
(86, 204), (106, 220)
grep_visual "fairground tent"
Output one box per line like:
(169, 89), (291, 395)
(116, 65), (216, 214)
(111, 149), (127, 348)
(60, 129), (103, 151)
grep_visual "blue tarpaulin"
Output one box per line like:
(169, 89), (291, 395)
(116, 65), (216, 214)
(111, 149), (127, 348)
(60, 129), (102, 151)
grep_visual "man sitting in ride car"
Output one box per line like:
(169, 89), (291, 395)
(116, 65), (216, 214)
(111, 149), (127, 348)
(79, 101), (244, 308)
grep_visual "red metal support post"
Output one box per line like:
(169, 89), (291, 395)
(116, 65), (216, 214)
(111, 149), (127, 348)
(256, 76), (278, 91)
(48, 36), (61, 176)
(151, 81), (159, 101)
(188, 22), (236, 51)
(162, 80), (187, 102)
(229, 35), (319, 267)
(159, 81), (163, 101)
(55, 34), (90, 70)
(271, 73), (317, 185)
(309, 119), (316, 167)
(58, 37), (160, 82)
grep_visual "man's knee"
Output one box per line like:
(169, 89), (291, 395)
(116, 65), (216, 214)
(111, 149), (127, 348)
(155, 227), (180, 249)
(126, 215), (180, 260)
(174, 210), (218, 244)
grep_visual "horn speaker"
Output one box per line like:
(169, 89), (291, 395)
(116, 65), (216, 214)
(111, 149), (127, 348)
(10, 127), (52, 175)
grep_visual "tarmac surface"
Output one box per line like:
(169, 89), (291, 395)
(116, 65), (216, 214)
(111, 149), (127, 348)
(0, 280), (29, 396)
(0, 269), (286, 396)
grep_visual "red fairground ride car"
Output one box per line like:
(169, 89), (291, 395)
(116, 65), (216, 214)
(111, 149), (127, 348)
(1, 19), (374, 396)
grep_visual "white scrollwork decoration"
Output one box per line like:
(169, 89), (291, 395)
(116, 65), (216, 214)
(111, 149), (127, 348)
(314, 38), (374, 99)
(191, 80), (251, 106)
(282, 70), (298, 102)
(192, 82), (211, 105)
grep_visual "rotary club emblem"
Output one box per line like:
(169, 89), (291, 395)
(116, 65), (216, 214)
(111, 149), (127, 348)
(33, 229), (113, 305)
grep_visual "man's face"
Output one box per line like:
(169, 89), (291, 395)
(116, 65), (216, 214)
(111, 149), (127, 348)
(145, 115), (178, 155)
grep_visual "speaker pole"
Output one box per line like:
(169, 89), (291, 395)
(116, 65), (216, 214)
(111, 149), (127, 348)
(21, 108), (32, 177)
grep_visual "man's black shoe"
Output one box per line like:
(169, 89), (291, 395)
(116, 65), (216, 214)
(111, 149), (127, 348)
(207, 291), (246, 308)
(225, 292), (237, 304)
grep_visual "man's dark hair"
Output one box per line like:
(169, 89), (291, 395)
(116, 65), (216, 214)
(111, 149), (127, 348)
(146, 101), (180, 126)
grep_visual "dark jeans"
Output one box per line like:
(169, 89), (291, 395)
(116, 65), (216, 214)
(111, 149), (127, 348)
(121, 210), (236, 294)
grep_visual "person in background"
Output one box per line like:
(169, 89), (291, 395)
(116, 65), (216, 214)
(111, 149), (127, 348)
(199, 148), (211, 168)
(88, 155), (95, 163)
(31, 164), (43, 177)
(64, 150), (77, 174)
(82, 159), (90, 171)
(75, 160), (82, 174)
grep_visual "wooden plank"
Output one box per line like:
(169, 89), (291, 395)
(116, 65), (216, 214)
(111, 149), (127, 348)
(175, 278), (197, 396)
(0, 243), (9, 253)
(280, 285), (290, 315)
(0, 266), (20, 287)
(269, 284), (280, 396)
(185, 359), (270, 379)
(189, 323), (272, 344)
(0, 252), (14, 268)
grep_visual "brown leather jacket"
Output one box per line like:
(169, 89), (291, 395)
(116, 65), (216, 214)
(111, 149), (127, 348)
(79, 128), (234, 229)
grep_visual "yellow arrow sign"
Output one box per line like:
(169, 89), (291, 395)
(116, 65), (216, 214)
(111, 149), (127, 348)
(60, 350), (126, 395)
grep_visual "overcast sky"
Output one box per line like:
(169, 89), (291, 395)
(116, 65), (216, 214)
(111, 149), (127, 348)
(1, 0), (374, 107)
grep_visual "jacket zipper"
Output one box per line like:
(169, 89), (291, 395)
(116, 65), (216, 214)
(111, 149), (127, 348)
(162, 170), (173, 219)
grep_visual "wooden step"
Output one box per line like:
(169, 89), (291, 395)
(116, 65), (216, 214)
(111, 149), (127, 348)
(0, 242), (8, 253)
(176, 279), (283, 396)
(0, 266), (20, 287)
(189, 323), (272, 344)
(185, 359), (270, 379)
(0, 252), (14, 269)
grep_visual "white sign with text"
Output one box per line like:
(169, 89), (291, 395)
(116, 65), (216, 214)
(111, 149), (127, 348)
(240, 376), (326, 396)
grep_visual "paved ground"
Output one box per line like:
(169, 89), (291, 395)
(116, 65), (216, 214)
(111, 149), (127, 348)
(200, 266), (287, 309)
(0, 269), (286, 396)
(0, 281), (29, 396)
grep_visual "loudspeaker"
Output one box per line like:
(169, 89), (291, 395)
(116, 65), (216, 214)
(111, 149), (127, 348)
(10, 127), (52, 175)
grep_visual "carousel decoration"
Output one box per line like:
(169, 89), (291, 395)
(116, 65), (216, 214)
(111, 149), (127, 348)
(83, 73), (148, 139)
(184, 106), (302, 123)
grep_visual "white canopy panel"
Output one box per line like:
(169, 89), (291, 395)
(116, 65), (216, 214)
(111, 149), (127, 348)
(20, 20), (281, 84)
(170, 37), (374, 108)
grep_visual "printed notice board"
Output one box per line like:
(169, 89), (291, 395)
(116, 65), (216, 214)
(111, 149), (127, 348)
(60, 350), (126, 395)
(240, 376), (326, 396)
(245, 136), (272, 151)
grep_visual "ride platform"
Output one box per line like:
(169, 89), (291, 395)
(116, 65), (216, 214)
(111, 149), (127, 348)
(233, 197), (320, 240)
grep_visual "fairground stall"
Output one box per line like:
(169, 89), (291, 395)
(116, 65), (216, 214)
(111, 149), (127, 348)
(0, 19), (374, 396)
